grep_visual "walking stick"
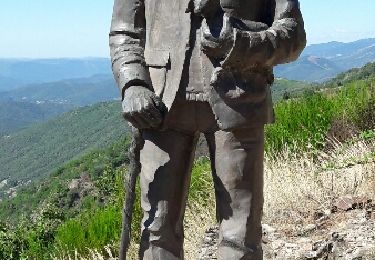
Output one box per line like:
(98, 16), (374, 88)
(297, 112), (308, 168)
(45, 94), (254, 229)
(119, 127), (143, 260)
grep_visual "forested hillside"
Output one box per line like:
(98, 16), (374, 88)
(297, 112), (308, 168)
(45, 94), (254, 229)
(0, 73), (374, 259)
(1, 60), (375, 259)
(2, 60), (374, 185)
(0, 101), (129, 183)
(271, 78), (315, 101)
(0, 100), (73, 134)
(325, 61), (375, 86)
(0, 137), (132, 259)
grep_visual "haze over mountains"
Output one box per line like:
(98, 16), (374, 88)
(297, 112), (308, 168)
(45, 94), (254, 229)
(0, 58), (112, 92)
(1, 38), (375, 134)
(0, 74), (118, 134)
(275, 38), (375, 82)
(1, 38), (374, 93)
(0, 74), (118, 106)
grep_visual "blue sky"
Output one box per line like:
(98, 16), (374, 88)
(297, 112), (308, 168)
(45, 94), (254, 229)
(0, 0), (374, 58)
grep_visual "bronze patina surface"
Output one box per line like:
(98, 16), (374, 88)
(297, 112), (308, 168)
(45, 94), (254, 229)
(110, 0), (306, 259)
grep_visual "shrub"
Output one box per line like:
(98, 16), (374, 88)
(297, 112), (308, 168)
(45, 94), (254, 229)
(265, 80), (374, 154)
(54, 206), (122, 255)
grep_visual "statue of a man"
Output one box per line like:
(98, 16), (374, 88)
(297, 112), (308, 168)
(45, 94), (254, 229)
(110, 0), (306, 259)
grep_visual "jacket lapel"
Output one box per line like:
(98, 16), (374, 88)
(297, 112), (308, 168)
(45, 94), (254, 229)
(161, 0), (192, 110)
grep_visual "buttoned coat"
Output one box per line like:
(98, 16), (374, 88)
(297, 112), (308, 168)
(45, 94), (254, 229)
(110, 0), (306, 129)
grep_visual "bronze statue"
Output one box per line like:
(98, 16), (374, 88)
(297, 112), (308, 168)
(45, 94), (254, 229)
(110, 0), (306, 259)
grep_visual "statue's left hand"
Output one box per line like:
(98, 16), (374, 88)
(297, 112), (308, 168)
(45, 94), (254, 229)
(201, 13), (234, 60)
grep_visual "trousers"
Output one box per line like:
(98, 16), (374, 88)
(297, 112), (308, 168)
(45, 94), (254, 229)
(139, 98), (264, 260)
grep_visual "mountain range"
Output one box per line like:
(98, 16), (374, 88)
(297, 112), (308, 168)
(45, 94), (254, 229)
(1, 38), (375, 135)
(0, 74), (118, 106)
(275, 38), (375, 82)
(0, 74), (119, 134)
(0, 38), (375, 92)
(0, 58), (112, 92)
(1, 38), (374, 93)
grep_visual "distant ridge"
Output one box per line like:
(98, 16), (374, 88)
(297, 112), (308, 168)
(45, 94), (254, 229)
(0, 74), (118, 106)
(0, 58), (112, 92)
(1, 38), (374, 87)
(275, 38), (375, 82)
(0, 74), (119, 134)
(325, 61), (375, 86)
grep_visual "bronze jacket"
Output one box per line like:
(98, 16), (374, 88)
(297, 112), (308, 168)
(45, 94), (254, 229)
(109, 0), (306, 129)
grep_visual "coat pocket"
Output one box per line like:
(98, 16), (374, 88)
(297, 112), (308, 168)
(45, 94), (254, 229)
(211, 68), (268, 104)
(144, 50), (170, 98)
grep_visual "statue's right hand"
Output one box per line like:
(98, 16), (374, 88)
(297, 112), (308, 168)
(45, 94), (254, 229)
(122, 86), (167, 129)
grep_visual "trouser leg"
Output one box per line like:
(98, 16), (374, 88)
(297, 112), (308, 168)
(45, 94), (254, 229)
(204, 132), (221, 222)
(139, 129), (198, 260)
(212, 127), (265, 260)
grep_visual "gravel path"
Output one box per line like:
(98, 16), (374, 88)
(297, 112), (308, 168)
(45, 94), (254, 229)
(198, 203), (375, 259)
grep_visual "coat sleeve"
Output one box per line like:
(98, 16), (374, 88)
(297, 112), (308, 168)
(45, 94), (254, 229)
(222, 0), (306, 70)
(109, 0), (151, 99)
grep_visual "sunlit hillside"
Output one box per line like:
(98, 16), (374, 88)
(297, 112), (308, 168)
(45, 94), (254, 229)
(1, 63), (374, 259)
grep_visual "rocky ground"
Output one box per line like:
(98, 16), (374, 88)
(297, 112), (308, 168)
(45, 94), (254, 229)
(199, 197), (375, 260)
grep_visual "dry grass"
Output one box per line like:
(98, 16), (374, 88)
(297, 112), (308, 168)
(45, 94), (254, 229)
(263, 139), (375, 227)
(55, 138), (375, 259)
(183, 198), (216, 259)
(51, 246), (116, 260)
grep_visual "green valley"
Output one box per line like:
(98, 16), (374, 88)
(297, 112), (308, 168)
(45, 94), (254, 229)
(0, 100), (73, 135)
(0, 101), (129, 183)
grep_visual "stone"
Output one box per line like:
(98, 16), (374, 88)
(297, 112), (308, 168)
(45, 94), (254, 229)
(263, 223), (276, 234)
(334, 196), (355, 211)
(304, 251), (318, 259)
